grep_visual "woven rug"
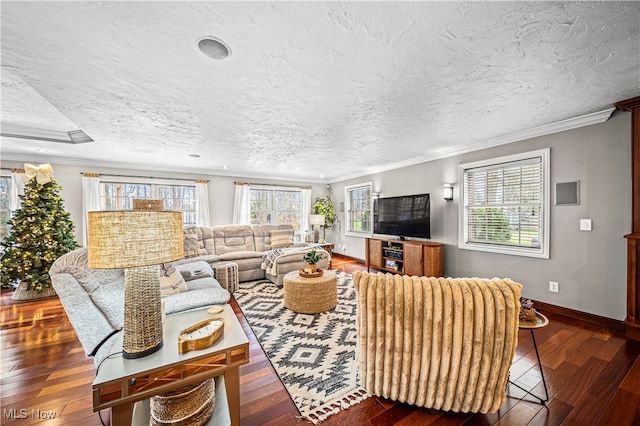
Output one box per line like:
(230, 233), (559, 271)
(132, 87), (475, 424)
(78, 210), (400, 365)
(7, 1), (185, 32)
(234, 272), (368, 424)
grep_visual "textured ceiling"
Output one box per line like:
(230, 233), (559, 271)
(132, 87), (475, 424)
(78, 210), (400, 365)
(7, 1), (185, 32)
(1, 1), (638, 182)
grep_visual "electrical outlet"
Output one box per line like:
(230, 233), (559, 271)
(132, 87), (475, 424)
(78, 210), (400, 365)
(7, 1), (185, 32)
(549, 281), (559, 293)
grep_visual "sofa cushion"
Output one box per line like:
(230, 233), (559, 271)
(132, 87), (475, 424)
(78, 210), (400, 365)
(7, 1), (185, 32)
(212, 225), (256, 254)
(183, 227), (207, 258)
(185, 276), (223, 291)
(173, 254), (221, 269)
(270, 229), (294, 249)
(252, 224), (279, 251)
(89, 278), (124, 329)
(174, 260), (214, 282)
(159, 264), (188, 296)
(219, 251), (264, 262)
(164, 288), (230, 314)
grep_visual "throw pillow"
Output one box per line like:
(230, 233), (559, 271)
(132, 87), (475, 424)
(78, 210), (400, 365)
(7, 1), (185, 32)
(159, 263), (188, 297)
(183, 227), (201, 258)
(270, 229), (294, 249)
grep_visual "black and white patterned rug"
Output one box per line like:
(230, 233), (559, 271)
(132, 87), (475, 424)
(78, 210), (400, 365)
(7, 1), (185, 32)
(233, 272), (368, 424)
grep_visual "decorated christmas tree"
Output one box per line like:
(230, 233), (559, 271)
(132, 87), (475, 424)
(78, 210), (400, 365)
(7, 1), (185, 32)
(1, 165), (78, 291)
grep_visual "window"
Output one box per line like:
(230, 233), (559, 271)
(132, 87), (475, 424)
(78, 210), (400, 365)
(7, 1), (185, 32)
(249, 187), (302, 231)
(459, 148), (550, 258)
(100, 179), (197, 226)
(345, 182), (372, 236)
(0, 176), (10, 242)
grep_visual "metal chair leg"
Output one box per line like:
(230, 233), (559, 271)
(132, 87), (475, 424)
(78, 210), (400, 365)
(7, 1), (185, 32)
(509, 329), (549, 404)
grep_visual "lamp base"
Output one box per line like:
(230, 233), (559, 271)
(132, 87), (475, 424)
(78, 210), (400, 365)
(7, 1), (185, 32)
(123, 265), (163, 359)
(313, 225), (320, 243)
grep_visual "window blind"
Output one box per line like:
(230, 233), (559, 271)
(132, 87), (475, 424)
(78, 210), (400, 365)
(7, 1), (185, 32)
(346, 184), (372, 234)
(464, 156), (543, 249)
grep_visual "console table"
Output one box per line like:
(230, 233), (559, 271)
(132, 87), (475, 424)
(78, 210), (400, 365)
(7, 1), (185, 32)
(365, 237), (443, 277)
(93, 305), (249, 425)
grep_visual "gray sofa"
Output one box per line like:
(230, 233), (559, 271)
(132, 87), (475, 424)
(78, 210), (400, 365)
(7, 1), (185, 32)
(179, 224), (330, 285)
(50, 224), (329, 365)
(50, 248), (230, 365)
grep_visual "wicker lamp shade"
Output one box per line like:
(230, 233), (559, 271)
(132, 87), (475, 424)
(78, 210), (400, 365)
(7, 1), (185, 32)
(87, 210), (184, 359)
(88, 211), (183, 269)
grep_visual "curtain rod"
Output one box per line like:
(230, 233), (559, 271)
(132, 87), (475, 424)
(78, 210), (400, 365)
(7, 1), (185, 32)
(235, 181), (311, 190)
(81, 172), (209, 182)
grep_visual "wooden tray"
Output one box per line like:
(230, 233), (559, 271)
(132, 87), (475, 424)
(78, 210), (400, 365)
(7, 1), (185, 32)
(518, 311), (549, 329)
(298, 269), (324, 278)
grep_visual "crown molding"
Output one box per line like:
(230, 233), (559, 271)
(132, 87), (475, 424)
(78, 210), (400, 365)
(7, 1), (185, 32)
(2, 108), (616, 185)
(329, 107), (615, 183)
(0, 153), (328, 184)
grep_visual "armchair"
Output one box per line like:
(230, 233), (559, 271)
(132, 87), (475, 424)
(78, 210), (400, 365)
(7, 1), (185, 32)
(353, 271), (522, 414)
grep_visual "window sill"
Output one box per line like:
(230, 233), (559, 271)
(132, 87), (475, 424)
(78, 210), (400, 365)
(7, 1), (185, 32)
(345, 231), (372, 238)
(458, 242), (549, 259)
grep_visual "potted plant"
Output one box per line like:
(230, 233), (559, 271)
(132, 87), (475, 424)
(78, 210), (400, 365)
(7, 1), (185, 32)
(312, 196), (336, 243)
(303, 249), (322, 273)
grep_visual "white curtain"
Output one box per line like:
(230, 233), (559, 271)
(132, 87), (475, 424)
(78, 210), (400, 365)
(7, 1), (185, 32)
(232, 183), (250, 225)
(82, 174), (101, 247)
(195, 180), (211, 227)
(10, 169), (25, 211)
(301, 187), (311, 241)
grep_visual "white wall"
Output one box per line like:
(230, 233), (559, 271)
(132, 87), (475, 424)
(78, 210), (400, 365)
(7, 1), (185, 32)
(0, 161), (328, 243)
(328, 111), (631, 321)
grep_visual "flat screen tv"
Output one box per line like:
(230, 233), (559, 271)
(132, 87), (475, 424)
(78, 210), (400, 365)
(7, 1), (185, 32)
(373, 193), (430, 239)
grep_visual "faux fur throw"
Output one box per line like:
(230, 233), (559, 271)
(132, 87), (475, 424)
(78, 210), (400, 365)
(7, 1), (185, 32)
(352, 271), (522, 414)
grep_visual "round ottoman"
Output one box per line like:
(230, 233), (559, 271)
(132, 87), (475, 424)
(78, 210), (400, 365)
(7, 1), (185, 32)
(283, 270), (337, 314)
(212, 261), (239, 293)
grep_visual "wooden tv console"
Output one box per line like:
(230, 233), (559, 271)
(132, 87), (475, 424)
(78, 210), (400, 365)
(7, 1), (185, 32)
(365, 237), (443, 277)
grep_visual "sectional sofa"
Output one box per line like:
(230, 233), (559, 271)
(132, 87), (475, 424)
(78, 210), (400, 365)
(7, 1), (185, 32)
(49, 223), (330, 364)
(50, 249), (230, 365)
(178, 224), (330, 285)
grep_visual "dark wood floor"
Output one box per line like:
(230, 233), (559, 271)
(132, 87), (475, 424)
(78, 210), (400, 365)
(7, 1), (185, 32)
(2, 254), (640, 425)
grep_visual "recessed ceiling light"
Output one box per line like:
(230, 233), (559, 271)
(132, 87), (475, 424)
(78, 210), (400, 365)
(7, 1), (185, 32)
(197, 36), (231, 60)
(223, 165), (228, 170)
(189, 154), (200, 158)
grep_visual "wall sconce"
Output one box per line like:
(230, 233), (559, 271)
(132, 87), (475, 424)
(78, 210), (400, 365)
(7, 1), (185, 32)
(443, 184), (454, 201)
(372, 192), (380, 199)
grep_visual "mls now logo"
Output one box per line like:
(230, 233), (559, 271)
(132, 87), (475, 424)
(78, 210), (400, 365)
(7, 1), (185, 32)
(3, 408), (57, 420)
(3, 409), (28, 419)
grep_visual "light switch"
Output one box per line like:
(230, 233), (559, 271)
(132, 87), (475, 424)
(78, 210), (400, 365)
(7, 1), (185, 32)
(580, 219), (592, 231)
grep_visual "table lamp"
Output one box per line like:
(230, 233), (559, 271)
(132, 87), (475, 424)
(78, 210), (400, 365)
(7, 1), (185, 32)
(310, 214), (325, 243)
(87, 210), (183, 359)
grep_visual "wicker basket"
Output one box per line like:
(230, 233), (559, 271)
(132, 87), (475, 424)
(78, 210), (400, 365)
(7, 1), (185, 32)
(150, 378), (215, 426)
(133, 199), (163, 211)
